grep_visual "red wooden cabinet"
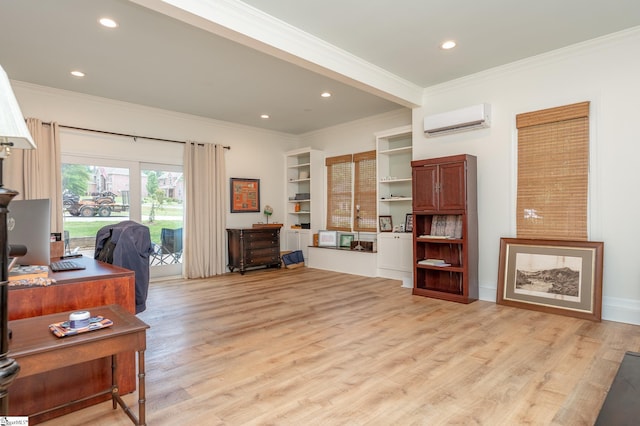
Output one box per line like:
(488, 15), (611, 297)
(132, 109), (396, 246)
(412, 158), (466, 211)
(411, 154), (478, 303)
(412, 164), (438, 211)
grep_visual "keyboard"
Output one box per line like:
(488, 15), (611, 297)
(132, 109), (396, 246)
(50, 260), (86, 272)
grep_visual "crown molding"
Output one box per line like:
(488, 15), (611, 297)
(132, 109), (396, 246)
(423, 25), (640, 98)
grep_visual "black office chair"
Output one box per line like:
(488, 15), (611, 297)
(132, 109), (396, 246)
(95, 221), (153, 314)
(151, 228), (183, 265)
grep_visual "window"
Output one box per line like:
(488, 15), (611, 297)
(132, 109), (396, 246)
(326, 154), (352, 231)
(516, 101), (589, 240)
(62, 157), (183, 277)
(353, 151), (377, 232)
(142, 164), (184, 268)
(60, 127), (184, 277)
(326, 150), (377, 232)
(62, 163), (131, 256)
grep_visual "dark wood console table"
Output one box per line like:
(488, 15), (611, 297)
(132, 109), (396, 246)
(8, 305), (149, 425)
(8, 256), (136, 423)
(227, 227), (281, 274)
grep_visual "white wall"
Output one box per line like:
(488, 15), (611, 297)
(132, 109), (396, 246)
(12, 81), (298, 228)
(412, 27), (640, 324)
(299, 108), (412, 240)
(300, 108), (411, 157)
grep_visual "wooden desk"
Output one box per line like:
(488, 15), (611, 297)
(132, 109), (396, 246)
(8, 305), (149, 425)
(8, 256), (136, 423)
(9, 255), (135, 320)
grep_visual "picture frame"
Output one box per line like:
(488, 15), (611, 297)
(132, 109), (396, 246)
(230, 178), (260, 213)
(379, 215), (393, 232)
(497, 238), (604, 321)
(317, 230), (338, 247)
(404, 213), (413, 233)
(339, 233), (354, 248)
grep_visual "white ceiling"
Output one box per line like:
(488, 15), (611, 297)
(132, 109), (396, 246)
(1, 0), (640, 135)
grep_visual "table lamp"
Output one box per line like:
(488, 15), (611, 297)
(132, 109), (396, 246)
(0, 64), (36, 414)
(263, 205), (273, 224)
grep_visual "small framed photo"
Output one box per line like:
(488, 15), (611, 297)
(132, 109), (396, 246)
(497, 238), (604, 321)
(318, 230), (338, 247)
(379, 215), (393, 232)
(404, 213), (413, 232)
(339, 233), (355, 248)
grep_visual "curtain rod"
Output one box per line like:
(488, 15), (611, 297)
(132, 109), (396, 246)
(44, 122), (230, 150)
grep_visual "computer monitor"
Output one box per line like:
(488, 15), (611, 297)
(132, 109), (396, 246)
(7, 198), (51, 266)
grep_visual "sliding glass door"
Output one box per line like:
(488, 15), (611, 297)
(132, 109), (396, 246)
(62, 162), (131, 256)
(62, 156), (183, 277)
(142, 163), (184, 276)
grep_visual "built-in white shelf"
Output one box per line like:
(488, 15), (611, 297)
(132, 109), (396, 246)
(379, 197), (412, 202)
(378, 146), (412, 156)
(379, 177), (412, 183)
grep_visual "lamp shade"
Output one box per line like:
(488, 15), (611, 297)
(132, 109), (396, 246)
(0, 65), (35, 150)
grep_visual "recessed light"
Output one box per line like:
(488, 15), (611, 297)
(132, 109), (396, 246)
(70, 70), (85, 77)
(99, 17), (118, 28)
(441, 40), (456, 50)
(321, 92), (331, 98)
(260, 114), (270, 119)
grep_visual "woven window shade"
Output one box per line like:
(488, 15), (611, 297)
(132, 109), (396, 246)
(516, 102), (589, 240)
(326, 154), (353, 231)
(354, 150), (377, 232)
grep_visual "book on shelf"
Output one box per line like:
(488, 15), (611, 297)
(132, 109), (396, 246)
(430, 215), (462, 238)
(418, 259), (451, 267)
(418, 234), (453, 239)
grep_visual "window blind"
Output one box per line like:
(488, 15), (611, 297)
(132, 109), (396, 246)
(353, 150), (377, 232)
(516, 101), (589, 240)
(326, 154), (353, 231)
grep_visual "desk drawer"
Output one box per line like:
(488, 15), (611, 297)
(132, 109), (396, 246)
(245, 238), (278, 249)
(245, 248), (280, 265)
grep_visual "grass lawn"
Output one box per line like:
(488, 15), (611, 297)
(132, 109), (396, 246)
(64, 218), (183, 243)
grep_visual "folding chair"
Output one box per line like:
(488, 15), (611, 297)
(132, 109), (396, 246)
(151, 228), (183, 265)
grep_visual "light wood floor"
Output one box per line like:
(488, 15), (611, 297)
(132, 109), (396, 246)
(40, 267), (640, 425)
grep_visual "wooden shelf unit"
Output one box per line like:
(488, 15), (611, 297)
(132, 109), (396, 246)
(411, 154), (478, 303)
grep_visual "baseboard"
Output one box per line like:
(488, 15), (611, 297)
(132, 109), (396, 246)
(478, 284), (497, 303)
(479, 283), (640, 325)
(602, 296), (640, 325)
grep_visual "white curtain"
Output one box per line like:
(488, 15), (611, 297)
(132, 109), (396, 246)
(183, 142), (227, 278)
(4, 118), (63, 233)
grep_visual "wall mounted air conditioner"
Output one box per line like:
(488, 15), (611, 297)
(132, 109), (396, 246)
(423, 103), (491, 137)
